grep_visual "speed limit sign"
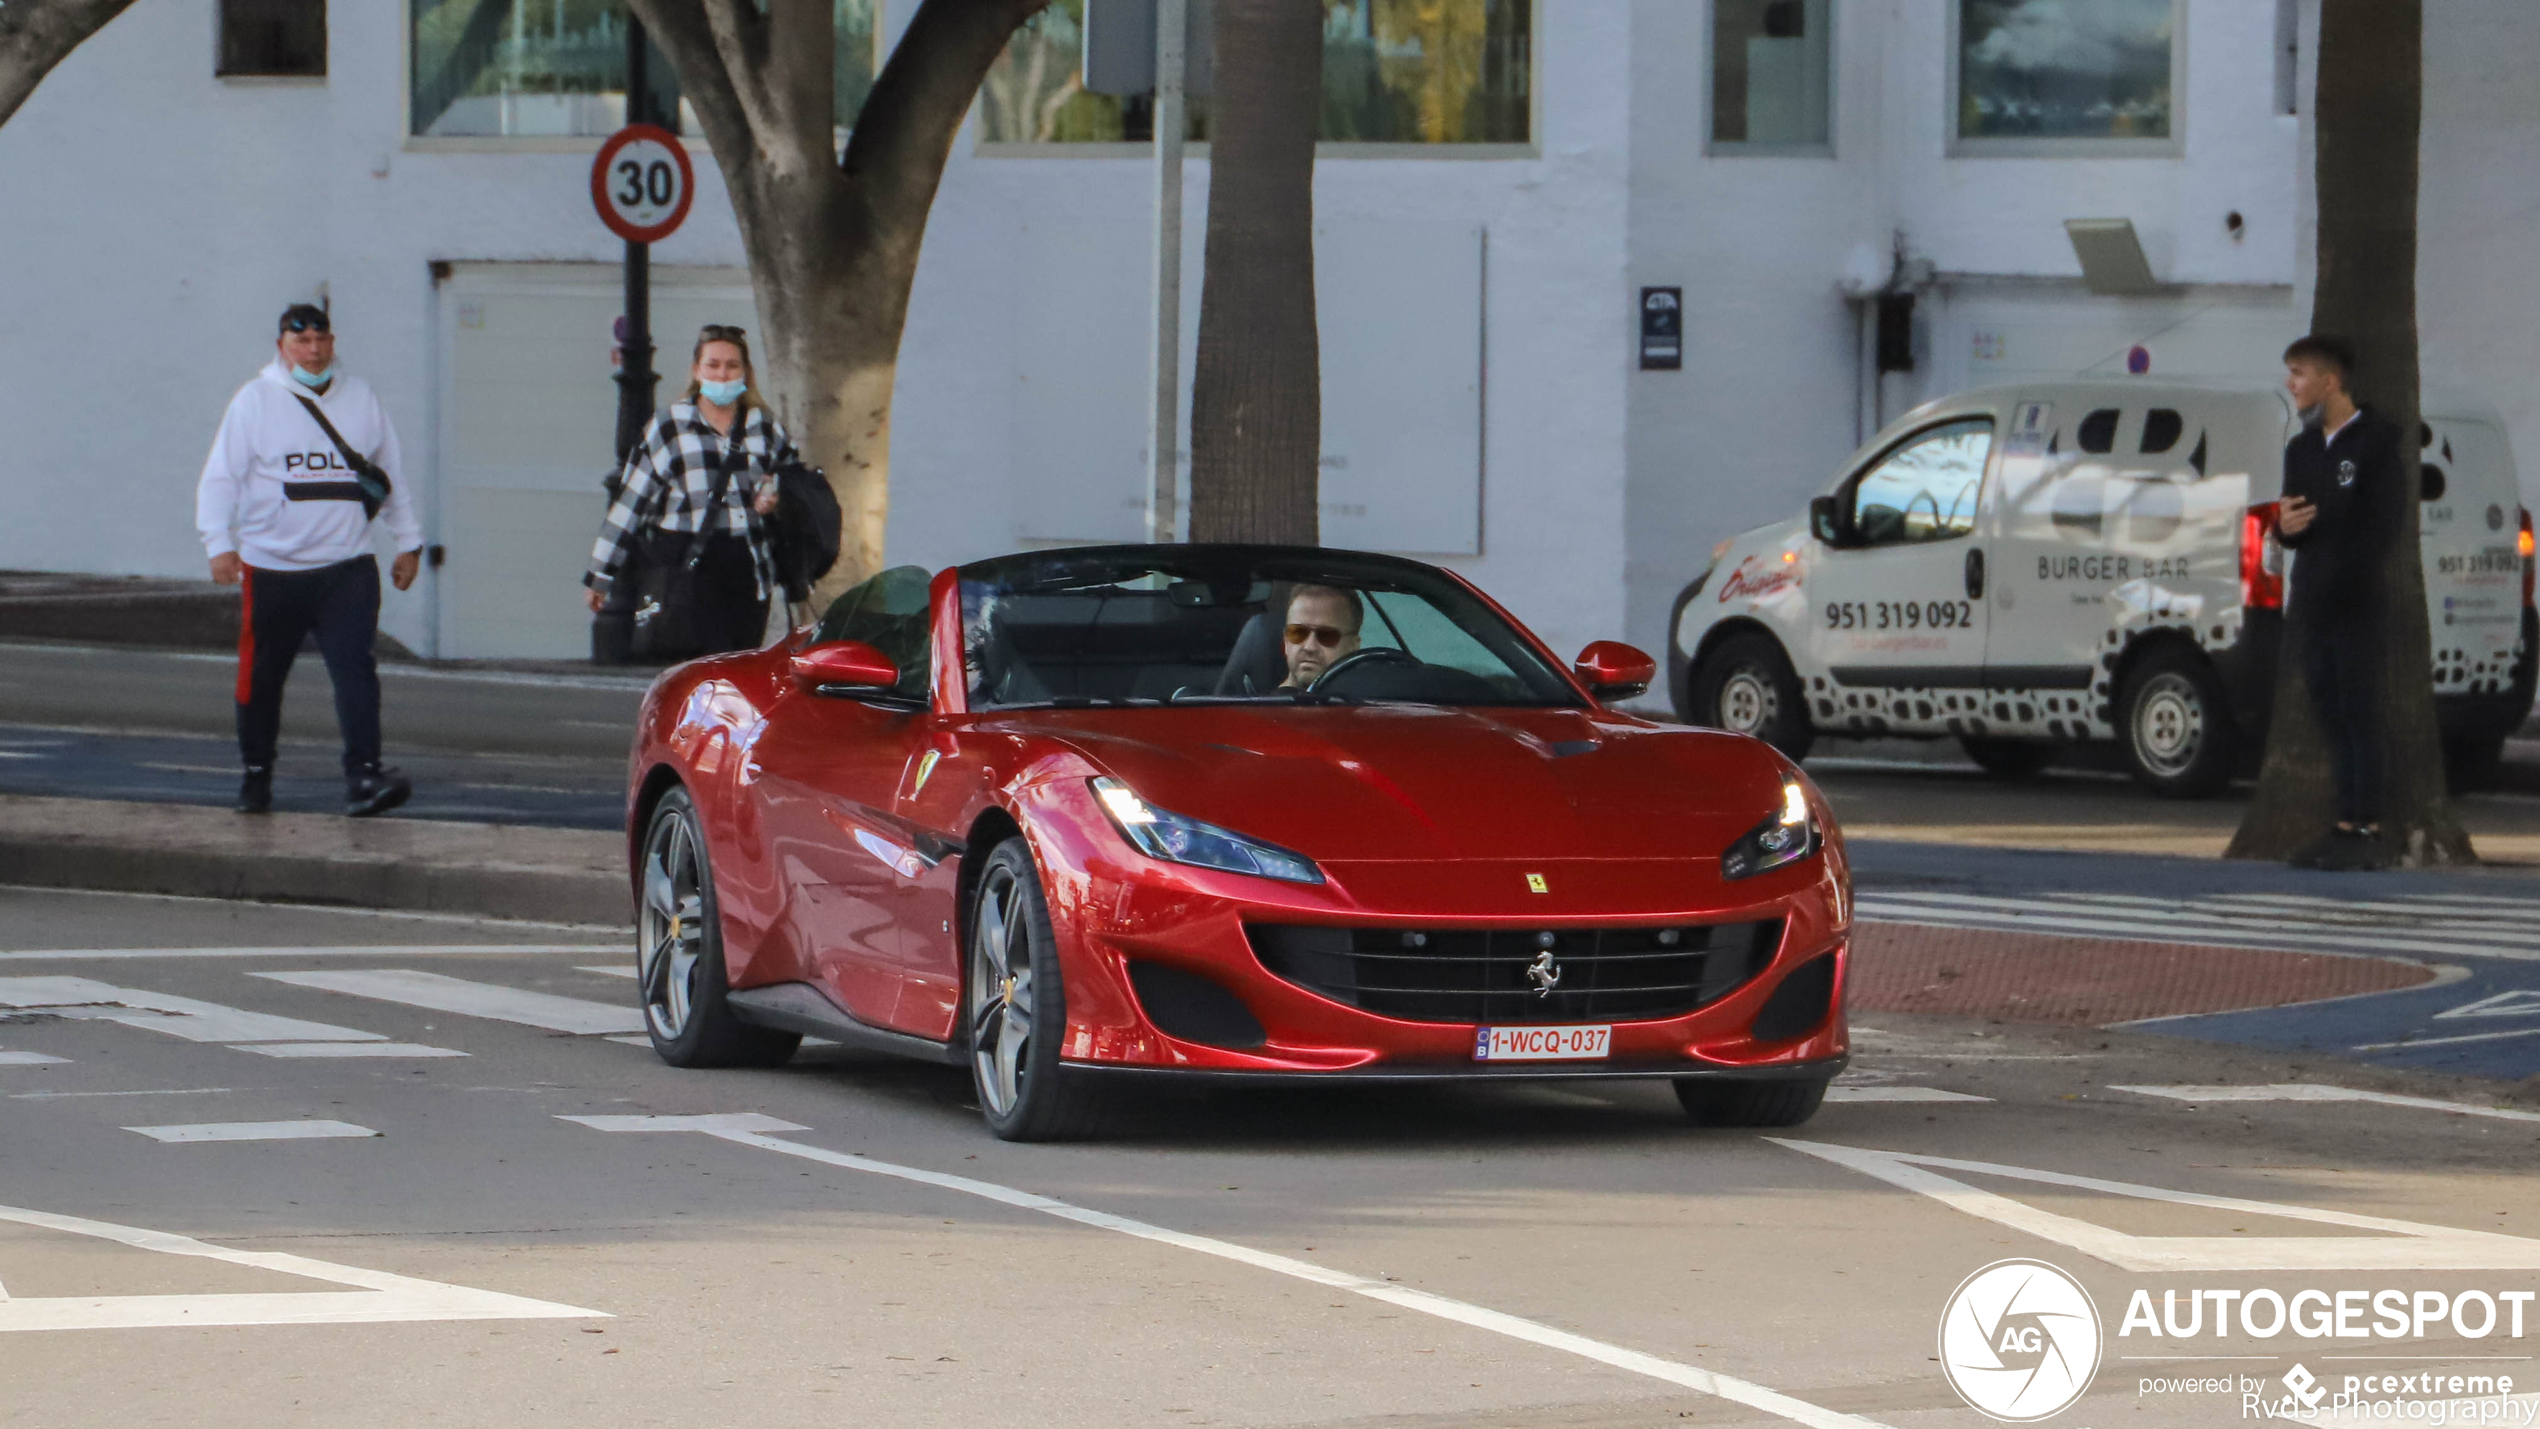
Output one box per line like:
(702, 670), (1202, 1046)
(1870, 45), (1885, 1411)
(591, 123), (694, 244)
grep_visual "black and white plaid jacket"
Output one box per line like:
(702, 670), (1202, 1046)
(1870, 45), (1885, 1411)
(585, 400), (797, 599)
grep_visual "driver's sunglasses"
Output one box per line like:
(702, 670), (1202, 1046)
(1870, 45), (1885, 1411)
(282, 316), (330, 334)
(1284, 623), (1351, 648)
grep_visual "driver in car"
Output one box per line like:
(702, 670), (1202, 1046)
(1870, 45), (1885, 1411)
(1280, 585), (1364, 689)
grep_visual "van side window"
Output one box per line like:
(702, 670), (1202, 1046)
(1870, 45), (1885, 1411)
(2076, 409), (2120, 454)
(2141, 409), (2184, 453)
(1845, 418), (1994, 546)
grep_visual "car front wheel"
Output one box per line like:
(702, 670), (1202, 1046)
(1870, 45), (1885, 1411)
(2117, 646), (2236, 798)
(967, 838), (1105, 1141)
(1687, 632), (1814, 761)
(1674, 1076), (1828, 1128)
(636, 788), (801, 1068)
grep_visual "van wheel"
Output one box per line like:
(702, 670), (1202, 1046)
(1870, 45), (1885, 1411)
(2118, 647), (2236, 798)
(1959, 737), (2054, 780)
(1689, 633), (1814, 761)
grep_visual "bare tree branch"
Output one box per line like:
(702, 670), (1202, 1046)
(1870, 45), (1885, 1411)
(839, 0), (1047, 243)
(0, 0), (138, 130)
(622, 1), (752, 173)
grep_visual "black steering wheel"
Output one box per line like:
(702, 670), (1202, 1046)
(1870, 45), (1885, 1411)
(1309, 646), (1421, 693)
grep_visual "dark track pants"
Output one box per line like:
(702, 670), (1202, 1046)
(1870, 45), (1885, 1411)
(2300, 617), (2384, 826)
(235, 556), (383, 776)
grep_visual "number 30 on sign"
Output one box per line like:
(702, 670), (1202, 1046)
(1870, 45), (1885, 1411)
(591, 123), (693, 244)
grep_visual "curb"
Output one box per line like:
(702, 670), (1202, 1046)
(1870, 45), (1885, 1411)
(0, 795), (629, 926)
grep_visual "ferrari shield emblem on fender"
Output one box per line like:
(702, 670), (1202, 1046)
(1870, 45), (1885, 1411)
(1525, 873), (1548, 894)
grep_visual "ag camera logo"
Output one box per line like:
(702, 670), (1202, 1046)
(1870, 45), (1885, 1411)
(1940, 1259), (2104, 1421)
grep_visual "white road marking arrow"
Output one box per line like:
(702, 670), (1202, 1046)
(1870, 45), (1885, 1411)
(562, 1113), (1897, 1429)
(1772, 1139), (2540, 1271)
(2435, 989), (2540, 1020)
(0, 1204), (604, 1332)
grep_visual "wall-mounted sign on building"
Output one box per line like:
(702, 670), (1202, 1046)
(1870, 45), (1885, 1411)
(1640, 287), (1683, 371)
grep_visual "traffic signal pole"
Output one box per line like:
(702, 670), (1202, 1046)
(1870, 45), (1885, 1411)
(1145, 0), (1186, 543)
(614, 16), (658, 464)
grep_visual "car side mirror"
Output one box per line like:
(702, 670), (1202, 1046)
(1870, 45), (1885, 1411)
(1574, 641), (1657, 702)
(1809, 495), (1845, 546)
(791, 640), (898, 696)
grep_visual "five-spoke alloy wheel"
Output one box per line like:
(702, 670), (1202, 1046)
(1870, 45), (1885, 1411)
(637, 788), (799, 1068)
(966, 838), (1102, 1141)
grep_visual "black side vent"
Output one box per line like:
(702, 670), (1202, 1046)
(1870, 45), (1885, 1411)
(1750, 955), (1838, 1042)
(1127, 961), (1267, 1049)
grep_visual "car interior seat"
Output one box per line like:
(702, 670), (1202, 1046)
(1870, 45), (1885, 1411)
(1214, 612), (1288, 695)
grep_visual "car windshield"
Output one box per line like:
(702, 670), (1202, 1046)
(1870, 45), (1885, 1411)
(957, 547), (1582, 710)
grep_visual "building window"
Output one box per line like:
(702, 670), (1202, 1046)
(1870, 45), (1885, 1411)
(1710, 0), (1830, 152)
(1954, 0), (2178, 152)
(408, 0), (877, 139)
(979, 0), (1532, 147)
(220, 0), (326, 78)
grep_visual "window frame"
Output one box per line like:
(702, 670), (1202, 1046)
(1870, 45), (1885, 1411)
(1832, 416), (1998, 549)
(970, 0), (1543, 160)
(217, 0), (329, 82)
(1945, 0), (2186, 159)
(399, 0), (882, 152)
(1704, 0), (1837, 159)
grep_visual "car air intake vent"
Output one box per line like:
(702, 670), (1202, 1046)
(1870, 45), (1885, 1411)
(1247, 920), (1784, 1025)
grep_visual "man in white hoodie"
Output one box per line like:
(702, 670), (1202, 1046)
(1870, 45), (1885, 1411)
(197, 304), (423, 816)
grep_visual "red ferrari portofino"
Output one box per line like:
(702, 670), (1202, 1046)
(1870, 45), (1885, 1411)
(622, 545), (1849, 1139)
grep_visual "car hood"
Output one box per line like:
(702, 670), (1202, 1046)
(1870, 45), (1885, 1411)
(987, 704), (1792, 863)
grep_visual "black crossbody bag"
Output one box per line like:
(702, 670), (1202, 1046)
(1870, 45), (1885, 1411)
(621, 420), (742, 663)
(291, 394), (392, 519)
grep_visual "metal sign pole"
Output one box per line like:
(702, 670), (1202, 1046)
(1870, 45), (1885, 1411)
(1145, 0), (1187, 543)
(614, 16), (658, 464)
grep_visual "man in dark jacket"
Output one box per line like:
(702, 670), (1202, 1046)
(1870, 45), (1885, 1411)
(2275, 334), (2402, 867)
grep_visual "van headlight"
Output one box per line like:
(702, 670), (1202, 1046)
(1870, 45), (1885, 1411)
(1092, 777), (1323, 884)
(1721, 780), (1819, 881)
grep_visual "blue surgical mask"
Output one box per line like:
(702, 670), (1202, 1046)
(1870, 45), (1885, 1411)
(290, 365), (333, 388)
(698, 378), (747, 406)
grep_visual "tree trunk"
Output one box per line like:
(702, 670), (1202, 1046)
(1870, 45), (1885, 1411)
(2227, 0), (2471, 866)
(629, 0), (1044, 606)
(1187, 0), (1323, 545)
(0, 0), (138, 129)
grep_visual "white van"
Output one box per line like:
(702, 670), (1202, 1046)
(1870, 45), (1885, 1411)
(1669, 381), (2536, 796)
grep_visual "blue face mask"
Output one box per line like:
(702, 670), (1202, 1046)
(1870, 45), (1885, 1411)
(698, 378), (747, 407)
(290, 365), (333, 388)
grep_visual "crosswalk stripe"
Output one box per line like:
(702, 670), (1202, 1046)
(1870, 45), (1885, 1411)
(126, 1120), (381, 1143)
(0, 976), (383, 1044)
(230, 1042), (468, 1059)
(0, 1049), (69, 1065)
(1857, 887), (2540, 961)
(253, 969), (644, 1035)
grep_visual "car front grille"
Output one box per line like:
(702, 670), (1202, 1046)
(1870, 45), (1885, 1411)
(1246, 919), (1785, 1025)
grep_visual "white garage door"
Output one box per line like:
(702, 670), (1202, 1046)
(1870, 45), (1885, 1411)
(433, 262), (760, 659)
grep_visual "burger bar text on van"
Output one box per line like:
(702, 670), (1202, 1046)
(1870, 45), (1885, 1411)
(2120, 1288), (2533, 1340)
(2039, 554), (2193, 581)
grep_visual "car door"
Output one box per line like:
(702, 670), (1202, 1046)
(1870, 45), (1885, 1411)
(1804, 413), (1995, 731)
(753, 567), (941, 1031)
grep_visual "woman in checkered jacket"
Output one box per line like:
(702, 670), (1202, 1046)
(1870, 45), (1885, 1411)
(581, 325), (797, 655)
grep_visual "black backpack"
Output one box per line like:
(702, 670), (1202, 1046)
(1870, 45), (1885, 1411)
(769, 460), (843, 604)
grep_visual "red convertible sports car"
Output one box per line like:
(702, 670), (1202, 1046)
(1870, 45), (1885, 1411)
(621, 544), (1850, 1139)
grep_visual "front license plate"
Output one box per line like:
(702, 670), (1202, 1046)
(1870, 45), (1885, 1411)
(1473, 1024), (1611, 1062)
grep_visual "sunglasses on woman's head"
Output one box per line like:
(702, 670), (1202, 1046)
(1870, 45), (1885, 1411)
(1285, 623), (1351, 648)
(701, 324), (747, 340)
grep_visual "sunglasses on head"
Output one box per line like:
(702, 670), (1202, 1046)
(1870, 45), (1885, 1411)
(1284, 623), (1352, 648)
(282, 317), (330, 334)
(701, 324), (747, 340)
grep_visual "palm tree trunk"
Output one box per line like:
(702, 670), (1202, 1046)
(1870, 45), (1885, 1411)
(1188, 0), (1323, 545)
(2227, 0), (2471, 866)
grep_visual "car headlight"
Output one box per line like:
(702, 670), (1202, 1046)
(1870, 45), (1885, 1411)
(1091, 777), (1323, 884)
(1721, 780), (1819, 881)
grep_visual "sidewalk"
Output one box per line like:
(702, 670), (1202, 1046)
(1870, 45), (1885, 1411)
(0, 794), (626, 926)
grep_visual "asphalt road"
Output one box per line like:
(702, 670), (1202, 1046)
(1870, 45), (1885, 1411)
(6, 889), (2540, 1428)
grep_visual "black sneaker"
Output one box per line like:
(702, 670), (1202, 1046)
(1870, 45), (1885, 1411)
(2289, 829), (2345, 870)
(2314, 826), (2388, 872)
(346, 765), (412, 818)
(236, 767), (273, 815)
